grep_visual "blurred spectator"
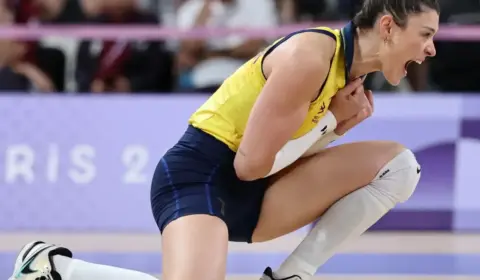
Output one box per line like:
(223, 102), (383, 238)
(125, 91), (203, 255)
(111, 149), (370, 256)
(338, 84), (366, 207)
(275, 0), (295, 24)
(0, 1), (55, 92)
(176, 0), (278, 93)
(429, 0), (480, 92)
(275, 0), (328, 23)
(15, 0), (157, 93)
(30, 0), (108, 92)
(2, 0), (99, 93)
(11, 0), (39, 66)
(75, 0), (174, 93)
(13, 0), (37, 23)
(32, 0), (99, 23)
(0, 40), (30, 91)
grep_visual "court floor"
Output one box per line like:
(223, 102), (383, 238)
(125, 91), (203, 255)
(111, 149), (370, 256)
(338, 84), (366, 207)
(2, 232), (480, 280)
(224, 277), (480, 280)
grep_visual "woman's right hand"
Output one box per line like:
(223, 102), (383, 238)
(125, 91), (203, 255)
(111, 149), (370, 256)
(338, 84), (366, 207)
(329, 78), (369, 124)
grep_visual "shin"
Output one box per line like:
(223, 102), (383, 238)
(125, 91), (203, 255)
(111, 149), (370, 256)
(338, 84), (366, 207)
(274, 149), (420, 279)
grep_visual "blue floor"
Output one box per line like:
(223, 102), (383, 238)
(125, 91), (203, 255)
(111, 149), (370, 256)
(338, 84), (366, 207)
(3, 252), (480, 278)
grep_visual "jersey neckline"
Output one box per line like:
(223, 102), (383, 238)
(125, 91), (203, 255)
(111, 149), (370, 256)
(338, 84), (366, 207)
(341, 21), (367, 82)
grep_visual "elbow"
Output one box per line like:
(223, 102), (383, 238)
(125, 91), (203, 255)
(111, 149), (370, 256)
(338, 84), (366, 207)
(233, 154), (271, 181)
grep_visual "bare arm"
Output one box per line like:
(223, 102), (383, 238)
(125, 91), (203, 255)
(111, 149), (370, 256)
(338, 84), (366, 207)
(277, 0), (296, 24)
(234, 34), (336, 181)
(179, 1), (212, 54)
(198, 0), (275, 60)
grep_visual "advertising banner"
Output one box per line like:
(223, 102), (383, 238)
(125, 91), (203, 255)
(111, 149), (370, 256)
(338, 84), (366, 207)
(0, 94), (478, 231)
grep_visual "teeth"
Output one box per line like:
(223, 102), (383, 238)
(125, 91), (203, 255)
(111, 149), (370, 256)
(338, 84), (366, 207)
(415, 60), (422, 64)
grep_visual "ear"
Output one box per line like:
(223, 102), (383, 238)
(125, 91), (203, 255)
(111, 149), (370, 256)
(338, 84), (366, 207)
(378, 14), (394, 39)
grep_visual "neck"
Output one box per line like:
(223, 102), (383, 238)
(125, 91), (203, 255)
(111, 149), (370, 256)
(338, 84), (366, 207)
(349, 28), (382, 79)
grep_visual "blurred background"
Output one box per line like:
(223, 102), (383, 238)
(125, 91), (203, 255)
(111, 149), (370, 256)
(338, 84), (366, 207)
(1, 0), (480, 279)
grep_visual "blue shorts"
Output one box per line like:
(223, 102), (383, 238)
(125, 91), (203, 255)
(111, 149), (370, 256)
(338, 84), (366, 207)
(150, 125), (269, 243)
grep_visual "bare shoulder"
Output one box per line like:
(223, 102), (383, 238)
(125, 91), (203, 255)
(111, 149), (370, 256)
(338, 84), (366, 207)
(263, 31), (337, 78)
(258, 31), (338, 104)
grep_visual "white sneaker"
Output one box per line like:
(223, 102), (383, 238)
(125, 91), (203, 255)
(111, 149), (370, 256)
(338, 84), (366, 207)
(10, 241), (72, 280)
(260, 267), (303, 280)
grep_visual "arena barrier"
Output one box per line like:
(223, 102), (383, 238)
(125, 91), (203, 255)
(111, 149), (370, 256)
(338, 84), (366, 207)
(1, 23), (480, 40)
(0, 93), (479, 233)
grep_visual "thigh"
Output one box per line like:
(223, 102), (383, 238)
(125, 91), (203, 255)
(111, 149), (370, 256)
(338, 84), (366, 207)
(162, 215), (228, 280)
(221, 175), (268, 242)
(150, 149), (226, 233)
(151, 147), (267, 243)
(252, 140), (406, 242)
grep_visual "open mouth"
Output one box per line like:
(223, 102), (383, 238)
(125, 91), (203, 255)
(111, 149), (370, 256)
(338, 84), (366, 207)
(404, 60), (423, 72)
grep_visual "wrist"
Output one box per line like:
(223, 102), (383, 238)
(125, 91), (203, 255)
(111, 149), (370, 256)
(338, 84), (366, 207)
(333, 122), (347, 136)
(331, 131), (343, 138)
(324, 110), (338, 129)
(328, 109), (345, 127)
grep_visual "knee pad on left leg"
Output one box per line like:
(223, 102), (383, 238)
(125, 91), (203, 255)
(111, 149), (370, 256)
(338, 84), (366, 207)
(371, 149), (421, 203)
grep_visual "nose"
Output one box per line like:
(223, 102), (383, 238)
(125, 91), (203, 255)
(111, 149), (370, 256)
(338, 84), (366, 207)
(425, 41), (436, 57)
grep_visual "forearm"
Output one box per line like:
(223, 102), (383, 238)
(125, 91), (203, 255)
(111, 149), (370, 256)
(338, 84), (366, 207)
(179, 3), (211, 51)
(301, 131), (342, 158)
(266, 111), (338, 176)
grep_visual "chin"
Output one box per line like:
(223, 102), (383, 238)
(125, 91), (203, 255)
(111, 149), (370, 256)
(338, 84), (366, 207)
(382, 72), (403, 86)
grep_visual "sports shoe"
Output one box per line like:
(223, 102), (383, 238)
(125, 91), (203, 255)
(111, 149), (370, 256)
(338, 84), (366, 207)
(260, 267), (303, 280)
(9, 241), (72, 280)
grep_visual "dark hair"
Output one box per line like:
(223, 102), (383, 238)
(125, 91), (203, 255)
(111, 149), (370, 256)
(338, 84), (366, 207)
(353, 0), (440, 29)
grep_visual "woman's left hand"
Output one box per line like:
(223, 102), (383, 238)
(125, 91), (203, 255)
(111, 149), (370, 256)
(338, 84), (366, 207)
(334, 87), (373, 135)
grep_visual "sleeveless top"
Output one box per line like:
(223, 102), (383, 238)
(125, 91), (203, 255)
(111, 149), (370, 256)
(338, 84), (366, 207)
(189, 22), (357, 153)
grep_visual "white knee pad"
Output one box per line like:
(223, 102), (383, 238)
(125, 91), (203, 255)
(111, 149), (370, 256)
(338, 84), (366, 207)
(371, 149), (421, 203)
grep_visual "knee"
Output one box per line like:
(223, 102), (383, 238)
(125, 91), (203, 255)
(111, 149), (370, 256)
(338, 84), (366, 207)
(373, 148), (421, 203)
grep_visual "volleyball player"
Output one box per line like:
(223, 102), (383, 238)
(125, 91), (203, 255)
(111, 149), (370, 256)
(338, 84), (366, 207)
(10, 0), (439, 279)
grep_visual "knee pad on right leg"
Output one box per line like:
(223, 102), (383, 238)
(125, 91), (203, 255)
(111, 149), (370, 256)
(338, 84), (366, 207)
(372, 149), (421, 204)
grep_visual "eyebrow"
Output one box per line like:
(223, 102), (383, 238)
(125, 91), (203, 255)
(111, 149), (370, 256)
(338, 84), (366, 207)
(423, 26), (437, 33)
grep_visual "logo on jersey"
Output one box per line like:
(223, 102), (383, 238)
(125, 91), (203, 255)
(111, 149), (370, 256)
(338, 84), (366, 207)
(319, 102), (326, 114)
(312, 102), (326, 124)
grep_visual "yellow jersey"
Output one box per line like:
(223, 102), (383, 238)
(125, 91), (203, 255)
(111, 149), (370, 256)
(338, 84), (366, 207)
(189, 22), (356, 152)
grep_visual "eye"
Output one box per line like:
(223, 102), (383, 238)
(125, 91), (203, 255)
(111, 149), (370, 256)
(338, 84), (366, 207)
(422, 32), (432, 38)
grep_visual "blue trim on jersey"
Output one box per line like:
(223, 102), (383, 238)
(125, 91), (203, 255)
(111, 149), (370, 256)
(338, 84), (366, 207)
(160, 158), (180, 218)
(260, 29), (337, 79)
(341, 21), (356, 81)
(259, 28), (337, 97)
(341, 21), (368, 82)
(205, 165), (219, 215)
